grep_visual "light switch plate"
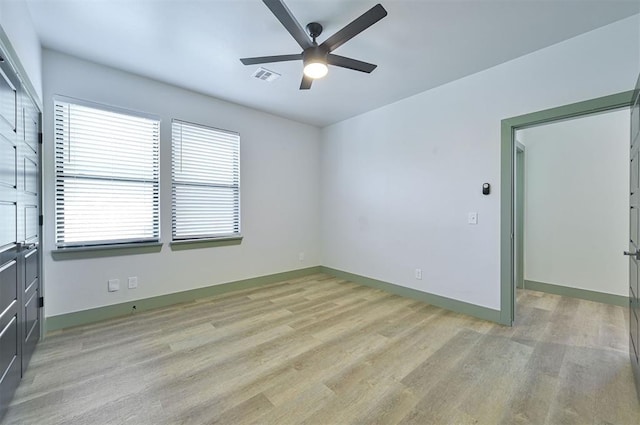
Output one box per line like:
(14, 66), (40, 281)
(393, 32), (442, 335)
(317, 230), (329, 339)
(128, 277), (138, 289)
(468, 212), (478, 225)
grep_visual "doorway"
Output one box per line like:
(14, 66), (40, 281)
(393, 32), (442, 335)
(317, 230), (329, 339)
(513, 109), (629, 317)
(500, 91), (635, 326)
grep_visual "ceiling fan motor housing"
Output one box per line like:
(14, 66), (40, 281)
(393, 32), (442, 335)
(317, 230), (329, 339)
(303, 45), (328, 65)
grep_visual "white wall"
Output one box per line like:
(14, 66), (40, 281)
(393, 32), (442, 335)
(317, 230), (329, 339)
(0, 0), (42, 100)
(518, 110), (629, 296)
(320, 15), (640, 310)
(42, 50), (321, 317)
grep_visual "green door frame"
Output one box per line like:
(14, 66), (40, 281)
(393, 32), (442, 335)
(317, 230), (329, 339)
(499, 90), (635, 326)
(515, 144), (525, 291)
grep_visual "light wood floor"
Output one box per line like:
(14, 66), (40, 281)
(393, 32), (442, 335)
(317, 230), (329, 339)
(3, 273), (639, 424)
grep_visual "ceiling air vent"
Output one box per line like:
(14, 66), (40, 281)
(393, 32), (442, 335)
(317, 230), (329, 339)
(252, 67), (281, 82)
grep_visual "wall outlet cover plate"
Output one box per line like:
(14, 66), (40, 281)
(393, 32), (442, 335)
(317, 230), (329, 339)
(108, 279), (120, 292)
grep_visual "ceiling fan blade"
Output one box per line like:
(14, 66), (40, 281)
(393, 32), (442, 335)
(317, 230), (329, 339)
(240, 54), (302, 65)
(320, 4), (387, 52)
(327, 54), (377, 73)
(300, 75), (313, 90)
(263, 0), (312, 49)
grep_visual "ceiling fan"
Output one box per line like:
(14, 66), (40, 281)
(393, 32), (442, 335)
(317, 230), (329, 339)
(240, 0), (387, 90)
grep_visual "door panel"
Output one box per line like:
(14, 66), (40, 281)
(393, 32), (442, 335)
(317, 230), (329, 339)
(630, 74), (640, 397)
(23, 286), (38, 344)
(0, 132), (17, 251)
(23, 110), (37, 155)
(0, 317), (17, 378)
(0, 315), (19, 413)
(21, 110), (38, 245)
(0, 58), (20, 420)
(0, 205), (16, 248)
(632, 206), (638, 247)
(22, 245), (38, 368)
(0, 135), (15, 189)
(23, 157), (37, 195)
(0, 70), (15, 131)
(24, 206), (38, 242)
(0, 260), (17, 313)
(631, 259), (638, 301)
(24, 249), (37, 290)
(0, 254), (18, 419)
(632, 297), (639, 359)
(18, 91), (40, 376)
(633, 89), (639, 146)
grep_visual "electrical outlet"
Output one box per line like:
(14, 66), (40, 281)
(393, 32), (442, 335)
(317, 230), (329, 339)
(128, 277), (138, 289)
(298, 252), (305, 262)
(415, 268), (422, 280)
(108, 279), (120, 292)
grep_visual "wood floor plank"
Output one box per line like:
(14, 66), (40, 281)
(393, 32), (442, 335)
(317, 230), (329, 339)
(592, 348), (640, 424)
(254, 383), (335, 425)
(400, 332), (517, 424)
(354, 384), (419, 425)
(209, 393), (274, 425)
(545, 347), (598, 424)
(3, 276), (639, 425)
(261, 331), (389, 407)
(452, 337), (533, 424)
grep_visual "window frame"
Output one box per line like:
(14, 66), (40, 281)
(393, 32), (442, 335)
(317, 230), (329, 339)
(171, 119), (241, 244)
(53, 96), (161, 249)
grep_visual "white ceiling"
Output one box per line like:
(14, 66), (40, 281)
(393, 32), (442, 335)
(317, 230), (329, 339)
(26, 0), (640, 127)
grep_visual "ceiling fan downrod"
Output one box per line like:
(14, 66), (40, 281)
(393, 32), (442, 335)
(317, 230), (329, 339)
(306, 22), (323, 44)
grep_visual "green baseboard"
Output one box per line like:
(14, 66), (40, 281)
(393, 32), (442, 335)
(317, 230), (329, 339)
(523, 279), (628, 307)
(320, 266), (502, 324)
(46, 266), (322, 333)
(46, 265), (507, 333)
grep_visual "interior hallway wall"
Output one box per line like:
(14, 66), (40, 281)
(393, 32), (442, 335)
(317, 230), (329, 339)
(518, 109), (629, 297)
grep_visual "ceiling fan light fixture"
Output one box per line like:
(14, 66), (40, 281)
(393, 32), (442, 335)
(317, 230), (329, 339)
(302, 46), (329, 79)
(303, 61), (328, 79)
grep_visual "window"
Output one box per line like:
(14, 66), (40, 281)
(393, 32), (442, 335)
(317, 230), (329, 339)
(171, 120), (240, 241)
(54, 99), (160, 248)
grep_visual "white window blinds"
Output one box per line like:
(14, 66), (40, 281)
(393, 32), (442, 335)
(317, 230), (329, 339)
(54, 100), (160, 247)
(172, 120), (240, 241)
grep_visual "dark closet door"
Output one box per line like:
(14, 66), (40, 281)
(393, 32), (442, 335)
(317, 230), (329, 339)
(0, 50), (42, 419)
(19, 90), (41, 373)
(0, 56), (22, 419)
(629, 74), (640, 399)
